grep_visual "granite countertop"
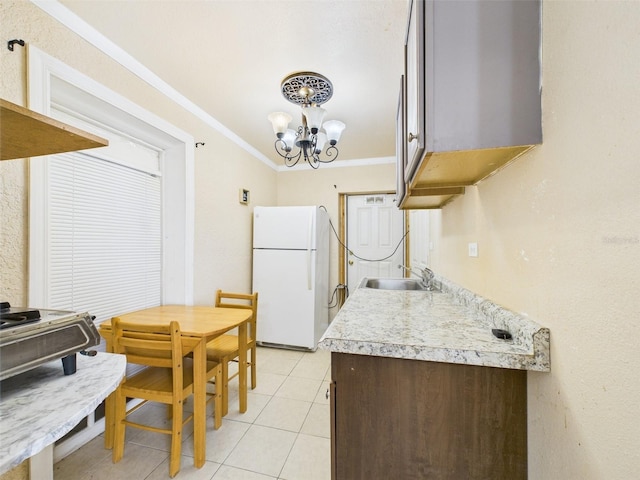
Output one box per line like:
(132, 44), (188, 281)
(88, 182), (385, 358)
(318, 276), (550, 372)
(0, 352), (126, 474)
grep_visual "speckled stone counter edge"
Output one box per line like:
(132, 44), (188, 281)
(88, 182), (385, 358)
(435, 276), (550, 371)
(320, 275), (550, 372)
(0, 352), (126, 474)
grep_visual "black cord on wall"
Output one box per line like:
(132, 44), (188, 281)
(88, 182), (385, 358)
(319, 205), (406, 310)
(320, 204), (408, 263)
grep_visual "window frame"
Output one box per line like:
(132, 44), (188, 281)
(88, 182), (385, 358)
(28, 46), (195, 308)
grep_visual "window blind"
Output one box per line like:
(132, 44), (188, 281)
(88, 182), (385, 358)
(47, 152), (162, 328)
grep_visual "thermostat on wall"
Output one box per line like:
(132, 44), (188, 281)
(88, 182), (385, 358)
(239, 188), (250, 205)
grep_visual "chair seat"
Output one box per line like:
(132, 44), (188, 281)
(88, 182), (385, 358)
(207, 290), (258, 417)
(126, 364), (192, 393)
(206, 334), (240, 358)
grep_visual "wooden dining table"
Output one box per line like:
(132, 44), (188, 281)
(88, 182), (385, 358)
(99, 305), (252, 468)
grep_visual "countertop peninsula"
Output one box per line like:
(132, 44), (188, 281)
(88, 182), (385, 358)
(0, 352), (126, 476)
(319, 276), (550, 372)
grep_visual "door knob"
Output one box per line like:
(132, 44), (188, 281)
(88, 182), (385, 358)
(348, 260), (354, 265)
(408, 132), (419, 142)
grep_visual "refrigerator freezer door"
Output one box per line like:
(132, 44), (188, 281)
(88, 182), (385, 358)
(253, 249), (321, 349)
(253, 206), (317, 250)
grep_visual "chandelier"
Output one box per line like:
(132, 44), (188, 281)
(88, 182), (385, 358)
(268, 72), (346, 168)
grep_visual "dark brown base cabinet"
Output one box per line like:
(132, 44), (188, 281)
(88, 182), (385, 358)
(330, 353), (527, 479)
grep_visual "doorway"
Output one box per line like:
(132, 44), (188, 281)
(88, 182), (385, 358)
(343, 193), (406, 294)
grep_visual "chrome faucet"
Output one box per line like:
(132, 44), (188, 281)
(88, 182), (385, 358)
(398, 264), (435, 290)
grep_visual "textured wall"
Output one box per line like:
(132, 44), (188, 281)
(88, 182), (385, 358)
(430, 1), (640, 478)
(0, 159), (27, 307)
(0, 1), (30, 307)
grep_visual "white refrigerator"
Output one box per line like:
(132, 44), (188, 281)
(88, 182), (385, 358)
(252, 206), (330, 350)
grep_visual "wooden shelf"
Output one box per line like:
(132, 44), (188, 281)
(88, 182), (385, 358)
(400, 186), (465, 209)
(0, 98), (108, 161)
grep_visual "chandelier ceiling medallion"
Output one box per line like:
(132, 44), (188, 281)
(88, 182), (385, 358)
(268, 72), (346, 169)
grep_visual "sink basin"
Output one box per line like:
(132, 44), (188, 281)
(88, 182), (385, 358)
(360, 277), (439, 292)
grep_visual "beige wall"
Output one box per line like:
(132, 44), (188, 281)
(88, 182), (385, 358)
(192, 140), (276, 304)
(0, 1), (277, 312)
(277, 163), (397, 319)
(429, 1), (640, 477)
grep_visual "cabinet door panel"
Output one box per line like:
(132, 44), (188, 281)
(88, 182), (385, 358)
(404, 0), (425, 180)
(332, 353), (527, 480)
(396, 75), (407, 207)
(330, 380), (337, 480)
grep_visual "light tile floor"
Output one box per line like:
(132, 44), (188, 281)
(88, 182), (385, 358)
(54, 347), (332, 480)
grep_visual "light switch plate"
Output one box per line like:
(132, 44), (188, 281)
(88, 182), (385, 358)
(239, 188), (250, 205)
(468, 242), (478, 257)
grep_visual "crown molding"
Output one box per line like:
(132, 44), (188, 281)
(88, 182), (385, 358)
(31, 0), (277, 171)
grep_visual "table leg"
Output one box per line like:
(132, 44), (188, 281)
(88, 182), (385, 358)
(104, 392), (115, 449)
(103, 335), (115, 449)
(30, 443), (53, 480)
(192, 339), (206, 468)
(238, 321), (248, 413)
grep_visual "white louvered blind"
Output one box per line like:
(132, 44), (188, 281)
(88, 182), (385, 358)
(47, 152), (162, 329)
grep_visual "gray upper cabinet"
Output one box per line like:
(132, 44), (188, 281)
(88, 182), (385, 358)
(395, 75), (407, 207)
(399, 0), (542, 209)
(404, 0), (425, 182)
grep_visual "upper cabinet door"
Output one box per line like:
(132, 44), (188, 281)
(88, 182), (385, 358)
(404, 0), (425, 181)
(398, 0), (542, 209)
(396, 75), (407, 208)
(427, 0), (542, 152)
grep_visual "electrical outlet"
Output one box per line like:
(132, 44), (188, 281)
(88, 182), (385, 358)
(468, 242), (478, 257)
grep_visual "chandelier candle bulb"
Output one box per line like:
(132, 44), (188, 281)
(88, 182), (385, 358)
(282, 129), (297, 152)
(302, 106), (327, 134)
(323, 120), (346, 145)
(314, 132), (328, 155)
(267, 112), (292, 137)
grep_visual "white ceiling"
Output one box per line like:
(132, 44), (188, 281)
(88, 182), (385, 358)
(59, 0), (410, 167)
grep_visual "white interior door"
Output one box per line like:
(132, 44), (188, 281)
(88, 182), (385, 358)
(346, 194), (405, 291)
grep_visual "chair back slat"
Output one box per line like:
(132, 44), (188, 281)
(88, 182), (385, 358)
(112, 318), (183, 370)
(215, 290), (259, 341)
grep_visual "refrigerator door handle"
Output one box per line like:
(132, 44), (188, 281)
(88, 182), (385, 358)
(307, 211), (313, 290)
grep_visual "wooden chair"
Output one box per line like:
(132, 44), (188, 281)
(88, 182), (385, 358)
(205, 357), (223, 430)
(111, 318), (220, 477)
(206, 290), (258, 416)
